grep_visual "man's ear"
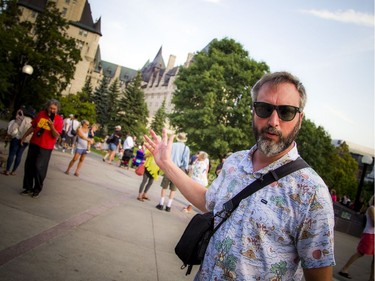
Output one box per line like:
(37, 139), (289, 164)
(299, 112), (304, 129)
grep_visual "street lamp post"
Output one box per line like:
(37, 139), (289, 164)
(11, 64), (34, 116)
(20, 65), (34, 101)
(354, 155), (373, 208)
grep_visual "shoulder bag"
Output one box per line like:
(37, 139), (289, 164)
(175, 157), (309, 275)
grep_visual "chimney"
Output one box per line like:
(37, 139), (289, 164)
(166, 55), (176, 70)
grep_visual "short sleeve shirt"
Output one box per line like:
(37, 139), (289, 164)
(196, 144), (335, 281)
(30, 110), (63, 150)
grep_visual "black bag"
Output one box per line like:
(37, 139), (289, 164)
(70, 128), (77, 136)
(174, 158), (309, 276)
(70, 120), (77, 136)
(106, 135), (113, 144)
(175, 212), (214, 275)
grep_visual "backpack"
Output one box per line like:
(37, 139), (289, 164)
(106, 135), (113, 144)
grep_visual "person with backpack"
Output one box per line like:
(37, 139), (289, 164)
(103, 125), (122, 164)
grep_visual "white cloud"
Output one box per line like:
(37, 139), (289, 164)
(301, 9), (374, 27)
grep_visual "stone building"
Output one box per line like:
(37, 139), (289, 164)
(18, 0), (102, 95)
(17, 0), (193, 123)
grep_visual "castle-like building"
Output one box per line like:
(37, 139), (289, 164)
(17, 0), (193, 121)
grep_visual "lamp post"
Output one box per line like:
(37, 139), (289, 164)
(354, 155), (373, 208)
(19, 64), (33, 108)
(11, 64), (34, 116)
(20, 65), (34, 98)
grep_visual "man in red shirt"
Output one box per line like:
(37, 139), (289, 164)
(20, 99), (63, 198)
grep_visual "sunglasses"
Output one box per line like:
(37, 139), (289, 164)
(253, 102), (301, 121)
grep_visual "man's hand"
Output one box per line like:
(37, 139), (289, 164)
(144, 128), (173, 171)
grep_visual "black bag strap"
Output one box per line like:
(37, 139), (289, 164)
(212, 157), (309, 233)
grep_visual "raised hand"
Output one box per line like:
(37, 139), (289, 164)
(144, 128), (174, 170)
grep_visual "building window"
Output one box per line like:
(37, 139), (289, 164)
(79, 29), (88, 37)
(76, 40), (84, 50)
(61, 7), (68, 17)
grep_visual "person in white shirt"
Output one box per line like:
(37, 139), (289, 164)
(120, 132), (134, 168)
(2, 108), (33, 175)
(64, 114), (80, 154)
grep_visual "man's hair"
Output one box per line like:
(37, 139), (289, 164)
(251, 71), (307, 110)
(45, 99), (60, 111)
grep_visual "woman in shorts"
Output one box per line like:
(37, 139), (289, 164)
(339, 195), (374, 280)
(64, 120), (93, 177)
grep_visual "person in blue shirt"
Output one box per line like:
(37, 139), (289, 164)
(155, 132), (190, 212)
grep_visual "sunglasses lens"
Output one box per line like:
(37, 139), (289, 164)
(254, 102), (300, 121)
(254, 103), (274, 118)
(278, 106), (297, 121)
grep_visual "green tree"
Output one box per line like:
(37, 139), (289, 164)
(92, 76), (110, 135)
(0, 0), (81, 114)
(117, 72), (148, 138)
(150, 99), (167, 135)
(107, 78), (121, 130)
(329, 143), (359, 199)
(81, 76), (93, 103)
(0, 0), (33, 113)
(170, 38), (269, 159)
(60, 93), (96, 124)
(296, 118), (358, 197)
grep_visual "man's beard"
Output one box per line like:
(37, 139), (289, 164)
(253, 119), (301, 157)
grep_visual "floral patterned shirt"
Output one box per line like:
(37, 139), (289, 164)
(195, 144), (335, 281)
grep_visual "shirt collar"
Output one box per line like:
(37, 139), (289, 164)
(240, 142), (300, 176)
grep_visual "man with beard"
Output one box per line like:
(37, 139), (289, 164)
(144, 72), (335, 281)
(20, 99), (63, 198)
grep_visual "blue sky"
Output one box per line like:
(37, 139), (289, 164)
(88, 0), (374, 150)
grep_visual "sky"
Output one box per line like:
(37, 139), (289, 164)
(88, 0), (374, 151)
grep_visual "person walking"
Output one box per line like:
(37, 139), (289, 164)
(64, 120), (93, 177)
(61, 114), (73, 153)
(339, 195), (374, 280)
(20, 99), (63, 198)
(145, 72), (335, 280)
(121, 132), (134, 169)
(137, 148), (160, 202)
(2, 108), (33, 176)
(155, 132), (190, 212)
(184, 151), (209, 213)
(103, 125), (122, 164)
(65, 114), (80, 155)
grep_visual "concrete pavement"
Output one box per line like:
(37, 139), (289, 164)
(0, 136), (373, 280)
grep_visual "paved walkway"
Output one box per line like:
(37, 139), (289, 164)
(0, 126), (372, 280)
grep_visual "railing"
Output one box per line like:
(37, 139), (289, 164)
(333, 202), (364, 237)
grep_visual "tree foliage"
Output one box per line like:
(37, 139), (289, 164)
(170, 38), (269, 159)
(150, 99), (167, 135)
(81, 76), (93, 103)
(296, 118), (358, 197)
(0, 0), (81, 115)
(106, 78), (121, 130)
(92, 76), (110, 134)
(117, 72), (148, 138)
(59, 93), (96, 124)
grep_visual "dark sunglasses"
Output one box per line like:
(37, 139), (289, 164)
(253, 102), (301, 121)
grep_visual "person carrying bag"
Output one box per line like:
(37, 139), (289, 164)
(175, 158), (309, 275)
